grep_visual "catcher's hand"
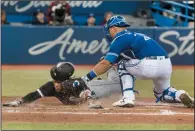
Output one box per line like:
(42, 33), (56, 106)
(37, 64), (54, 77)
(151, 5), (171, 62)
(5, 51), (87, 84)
(2, 100), (23, 107)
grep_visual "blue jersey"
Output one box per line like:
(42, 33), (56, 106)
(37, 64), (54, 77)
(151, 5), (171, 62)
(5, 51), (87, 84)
(104, 30), (168, 64)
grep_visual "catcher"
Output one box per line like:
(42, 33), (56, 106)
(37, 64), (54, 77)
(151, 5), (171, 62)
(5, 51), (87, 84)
(2, 62), (104, 109)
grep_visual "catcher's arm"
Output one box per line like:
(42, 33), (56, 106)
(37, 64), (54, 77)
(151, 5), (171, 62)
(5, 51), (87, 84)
(94, 59), (112, 76)
(2, 81), (55, 107)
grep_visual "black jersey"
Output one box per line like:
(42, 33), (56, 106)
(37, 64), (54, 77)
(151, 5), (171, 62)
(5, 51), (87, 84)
(38, 78), (88, 105)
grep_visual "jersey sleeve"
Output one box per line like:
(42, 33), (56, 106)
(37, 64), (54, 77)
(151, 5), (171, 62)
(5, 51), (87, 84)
(104, 36), (129, 64)
(38, 81), (56, 97)
(21, 81), (56, 103)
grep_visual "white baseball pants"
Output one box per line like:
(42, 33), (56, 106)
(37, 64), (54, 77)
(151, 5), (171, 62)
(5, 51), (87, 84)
(118, 57), (172, 100)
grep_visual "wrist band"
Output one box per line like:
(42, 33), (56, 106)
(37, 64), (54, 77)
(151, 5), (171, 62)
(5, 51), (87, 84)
(82, 70), (97, 83)
(87, 70), (97, 80)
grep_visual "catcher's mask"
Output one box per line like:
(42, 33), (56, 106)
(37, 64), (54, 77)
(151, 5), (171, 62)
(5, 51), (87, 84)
(50, 62), (75, 82)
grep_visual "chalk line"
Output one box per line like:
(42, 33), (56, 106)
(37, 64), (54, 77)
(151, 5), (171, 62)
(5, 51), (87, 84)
(3, 109), (194, 116)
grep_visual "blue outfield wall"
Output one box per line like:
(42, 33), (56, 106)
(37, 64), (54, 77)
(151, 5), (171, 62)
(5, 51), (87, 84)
(2, 25), (194, 65)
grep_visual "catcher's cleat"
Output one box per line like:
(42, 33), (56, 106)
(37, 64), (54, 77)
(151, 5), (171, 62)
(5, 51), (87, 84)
(112, 97), (135, 107)
(180, 93), (194, 108)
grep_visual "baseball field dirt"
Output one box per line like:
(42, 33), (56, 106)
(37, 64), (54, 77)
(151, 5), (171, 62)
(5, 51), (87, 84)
(2, 65), (194, 130)
(2, 96), (194, 124)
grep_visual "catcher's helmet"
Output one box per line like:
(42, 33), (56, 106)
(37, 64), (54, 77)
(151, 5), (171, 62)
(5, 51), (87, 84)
(103, 15), (130, 41)
(50, 62), (75, 82)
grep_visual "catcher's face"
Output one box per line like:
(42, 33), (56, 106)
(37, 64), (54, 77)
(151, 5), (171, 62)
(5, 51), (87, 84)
(54, 81), (62, 92)
(109, 26), (117, 38)
(109, 26), (127, 38)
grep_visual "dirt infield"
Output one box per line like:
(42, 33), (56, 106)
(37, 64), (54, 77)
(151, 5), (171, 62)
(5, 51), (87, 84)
(2, 96), (194, 124)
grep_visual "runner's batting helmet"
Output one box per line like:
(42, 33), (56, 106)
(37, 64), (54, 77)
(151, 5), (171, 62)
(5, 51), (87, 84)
(50, 62), (75, 82)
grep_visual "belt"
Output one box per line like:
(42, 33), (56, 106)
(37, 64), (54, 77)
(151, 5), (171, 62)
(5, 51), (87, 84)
(145, 56), (169, 60)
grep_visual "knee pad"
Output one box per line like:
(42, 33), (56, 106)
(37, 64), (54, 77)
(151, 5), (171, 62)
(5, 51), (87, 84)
(117, 61), (138, 97)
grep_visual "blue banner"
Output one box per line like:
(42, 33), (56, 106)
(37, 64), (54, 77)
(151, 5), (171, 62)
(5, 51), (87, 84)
(154, 28), (194, 65)
(2, 25), (194, 65)
(1, 1), (150, 15)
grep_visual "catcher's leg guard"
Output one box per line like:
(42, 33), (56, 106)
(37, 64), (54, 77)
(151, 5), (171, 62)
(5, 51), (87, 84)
(118, 61), (136, 100)
(112, 61), (137, 107)
(154, 87), (181, 103)
(154, 87), (194, 108)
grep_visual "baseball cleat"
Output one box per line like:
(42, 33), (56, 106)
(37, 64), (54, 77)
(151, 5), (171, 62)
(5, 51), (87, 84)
(112, 97), (135, 107)
(180, 93), (194, 108)
(2, 100), (23, 107)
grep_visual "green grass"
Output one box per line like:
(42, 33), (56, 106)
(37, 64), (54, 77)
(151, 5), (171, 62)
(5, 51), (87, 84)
(2, 69), (91, 96)
(2, 68), (194, 97)
(2, 122), (194, 130)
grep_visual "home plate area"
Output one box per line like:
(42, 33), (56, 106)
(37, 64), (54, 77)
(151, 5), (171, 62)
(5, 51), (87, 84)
(2, 97), (194, 124)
